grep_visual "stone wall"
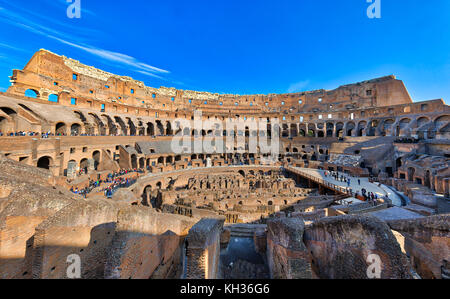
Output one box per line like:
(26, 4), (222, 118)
(32, 199), (121, 279)
(303, 215), (413, 279)
(266, 218), (313, 279)
(185, 218), (225, 279)
(104, 207), (196, 279)
(388, 214), (450, 279)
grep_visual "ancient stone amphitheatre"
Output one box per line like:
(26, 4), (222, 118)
(0, 49), (448, 279)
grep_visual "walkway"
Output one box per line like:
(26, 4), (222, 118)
(286, 166), (403, 206)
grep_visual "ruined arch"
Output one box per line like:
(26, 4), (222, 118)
(346, 122), (356, 137)
(102, 115), (117, 135)
(357, 121), (367, 136)
(131, 154), (137, 169)
(25, 89), (39, 98)
(48, 94), (59, 103)
(114, 116), (128, 135)
(147, 122), (155, 136)
(71, 123), (82, 136)
(156, 121), (164, 135)
(92, 151), (101, 170)
(127, 118), (137, 136)
(55, 122), (67, 135)
(37, 156), (52, 170)
(80, 158), (89, 173)
(89, 113), (106, 136)
(0, 107), (17, 116)
(335, 123), (344, 138)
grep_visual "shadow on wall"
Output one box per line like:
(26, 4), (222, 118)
(0, 224), (188, 279)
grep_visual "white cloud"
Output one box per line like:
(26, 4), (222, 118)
(287, 80), (310, 93)
(0, 7), (170, 76)
(52, 37), (170, 74)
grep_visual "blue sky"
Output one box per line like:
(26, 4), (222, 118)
(0, 0), (449, 104)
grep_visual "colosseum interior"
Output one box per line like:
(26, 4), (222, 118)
(0, 49), (448, 280)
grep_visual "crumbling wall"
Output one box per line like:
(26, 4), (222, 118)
(387, 214), (450, 279)
(266, 218), (313, 279)
(32, 199), (121, 279)
(303, 215), (413, 279)
(0, 155), (76, 279)
(185, 218), (225, 279)
(104, 207), (196, 279)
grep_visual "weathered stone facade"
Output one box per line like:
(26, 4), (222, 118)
(0, 50), (448, 279)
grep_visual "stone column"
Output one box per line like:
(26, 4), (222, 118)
(67, 160), (78, 180)
(266, 218), (312, 279)
(87, 158), (95, 173)
(185, 218), (225, 279)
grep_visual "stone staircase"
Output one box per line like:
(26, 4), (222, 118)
(226, 224), (267, 238)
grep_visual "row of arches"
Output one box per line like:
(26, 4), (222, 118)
(281, 115), (450, 139)
(72, 110), (173, 137)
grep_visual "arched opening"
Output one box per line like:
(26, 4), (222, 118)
(37, 156), (52, 170)
(156, 121), (164, 135)
(89, 113), (106, 136)
(80, 158), (89, 174)
(131, 154), (137, 169)
(424, 170), (431, 188)
(318, 131), (325, 138)
(0, 107), (17, 116)
(396, 157), (402, 169)
(166, 122), (173, 135)
(139, 157), (145, 168)
(141, 185), (153, 207)
(147, 122), (155, 136)
(435, 115), (450, 137)
(346, 122), (355, 137)
(25, 89), (39, 98)
(55, 122), (67, 135)
(335, 123), (344, 138)
(114, 116), (128, 135)
(290, 124), (298, 137)
(367, 120), (379, 136)
(126, 118), (136, 136)
(71, 123), (81, 136)
(92, 151), (101, 170)
(382, 119), (395, 136)
(238, 170), (245, 177)
(48, 94), (59, 103)
(299, 129), (306, 137)
(407, 167), (415, 182)
(102, 115), (117, 135)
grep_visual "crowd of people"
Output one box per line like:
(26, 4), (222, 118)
(0, 130), (161, 138)
(70, 168), (145, 198)
(0, 131), (41, 137)
(323, 170), (382, 206)
(0, 131), (67, 138)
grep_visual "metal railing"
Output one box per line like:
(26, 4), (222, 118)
(285, 166), (354, 196)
